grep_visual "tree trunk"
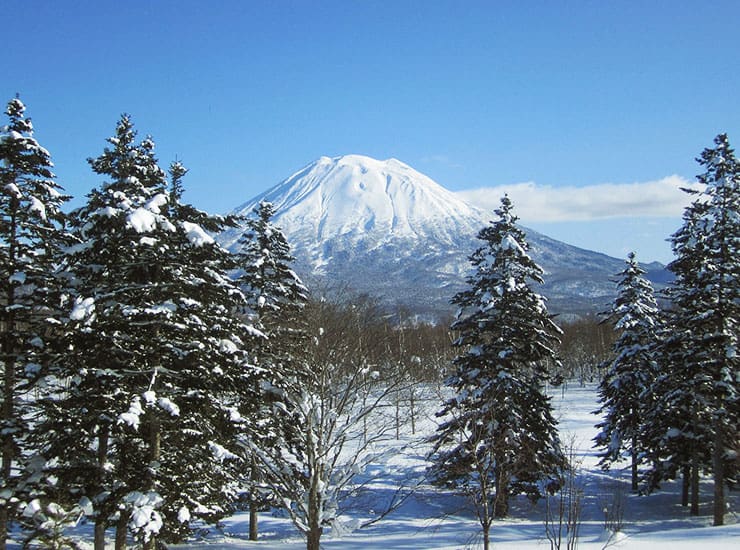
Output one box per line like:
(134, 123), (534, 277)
(690, 454), (700, 516)
(307, 471), (323, 550)
(631, 436), (638, 492)
(482, 523), (490, 550)
(94, 519), (107, 550)
(306, 527), (322, 550)
(249, 499), (259, 541)
(494, 467), (509, 518)
(94, 429), (110, 550)
(681, 464), (690, 507)
(115, 510), (129, 550)
(713, 430), (725, 526)
(147, 417), (161, 549)
(249, 459), (258, 542)
(1, 356), (16, 550)
(409, 389), (416, 435)
(0, 507), (7, 550)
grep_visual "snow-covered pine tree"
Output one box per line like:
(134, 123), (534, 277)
(235, 200), (308, 366)
(38, 118), (260, 549)
(0, 97), (70, 550)
(233, 200), (309, 540)
(654, 134), (738, 526)
(594, 252), (660, 492)
(428, 195), (564, 550)
(639, 196), (711, 514)
(139, 160), (264, 545)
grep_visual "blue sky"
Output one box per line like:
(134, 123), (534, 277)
(3, 0), (739, 263)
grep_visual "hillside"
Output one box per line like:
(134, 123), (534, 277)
(219, 155), (668, 318)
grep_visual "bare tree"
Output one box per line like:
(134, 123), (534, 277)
(544, 436), (584, 550)
(247, 298), (407, 550)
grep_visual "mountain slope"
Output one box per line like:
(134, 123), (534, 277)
(219, 155), (664, 319)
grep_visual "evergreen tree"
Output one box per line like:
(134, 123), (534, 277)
(594, 252), (659, 492)
(37, 117), (260, 549)
(641, 134), (739, 525)
(428, 196), (564, 550)
(233, 200), (309, 540)
(0, 97), (69, 550)
(639, 200), (711, 513)
(235, 200), (308, 363)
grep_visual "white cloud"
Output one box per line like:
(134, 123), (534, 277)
(456, 175), (703, 222)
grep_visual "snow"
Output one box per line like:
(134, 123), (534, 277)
(157, 396), (180, 416)
(224, 154), (489, 250)
(27, 195), (47, 220)
(178, 506), (191, 524)
(4, 182), (21, 199)
(219, 338), (239, 354)
(164, 384), (737, 549)
(127, 207), (157, 233)
(5, 385), (737, 549)
(8, 272), (26, 284)
(126, 491), (164, 540)
(69, 296), (95, 321)
(118, 396), (144, 429)
(181, 220), (214, 246)
(501, 233), (526, 255)
(209, 441), (239, 462)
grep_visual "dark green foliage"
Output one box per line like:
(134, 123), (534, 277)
(428, 196), (564, 547)
(641, 134), (739, 525)
(36, 117), (260, 547)
(594, 252), (659, 491)
(233, 201), (309, 538)
(0, 97), (70, 549)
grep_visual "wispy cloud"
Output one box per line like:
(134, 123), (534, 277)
(455, 175), (702, 222)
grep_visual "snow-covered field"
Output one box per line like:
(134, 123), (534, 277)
(171, 384), (738, 549)
(9, 384), (737, 549)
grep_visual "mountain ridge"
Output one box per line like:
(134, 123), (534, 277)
(219, 154), (667, 319)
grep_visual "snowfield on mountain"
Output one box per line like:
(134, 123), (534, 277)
(218, 155), (669, 319)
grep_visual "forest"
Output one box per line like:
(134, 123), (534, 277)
(1, 97), (737, 550)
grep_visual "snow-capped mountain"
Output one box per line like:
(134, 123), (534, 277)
(219, 155), (666, 319)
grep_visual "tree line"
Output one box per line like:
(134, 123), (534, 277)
(1, 97), (737, 550)
(426, 133), (737, 550)
(593, 134), (739, 527)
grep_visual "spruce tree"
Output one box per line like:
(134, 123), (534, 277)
(428, 196), (564, 550)
(594, 252), (659, 492)
(235, 200), (308, 363)
(0, 97), (69, 550)
(38, 117), (260, 549)
(639, 200), (711, 513)
(233, 200), (309, 540)
(642, 134), (739, 525)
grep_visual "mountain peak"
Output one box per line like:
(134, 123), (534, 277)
(219, 155), (648, 318)
(228, 154), (487, 245)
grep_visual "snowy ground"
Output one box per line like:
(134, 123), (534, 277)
(9, 384), (739, 548)
(171, 384), (738, 549)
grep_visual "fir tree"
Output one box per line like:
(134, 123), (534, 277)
(594, 252), (659, 492)
(641, 134), (739, 525)
(0, 97), (69, 550)
(639, 200), (711, 513)
(428, 196), (564, 550)
(38, 118), (260, 549)
(233, 200), (309, 540)
(235, 200), (308, 363)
